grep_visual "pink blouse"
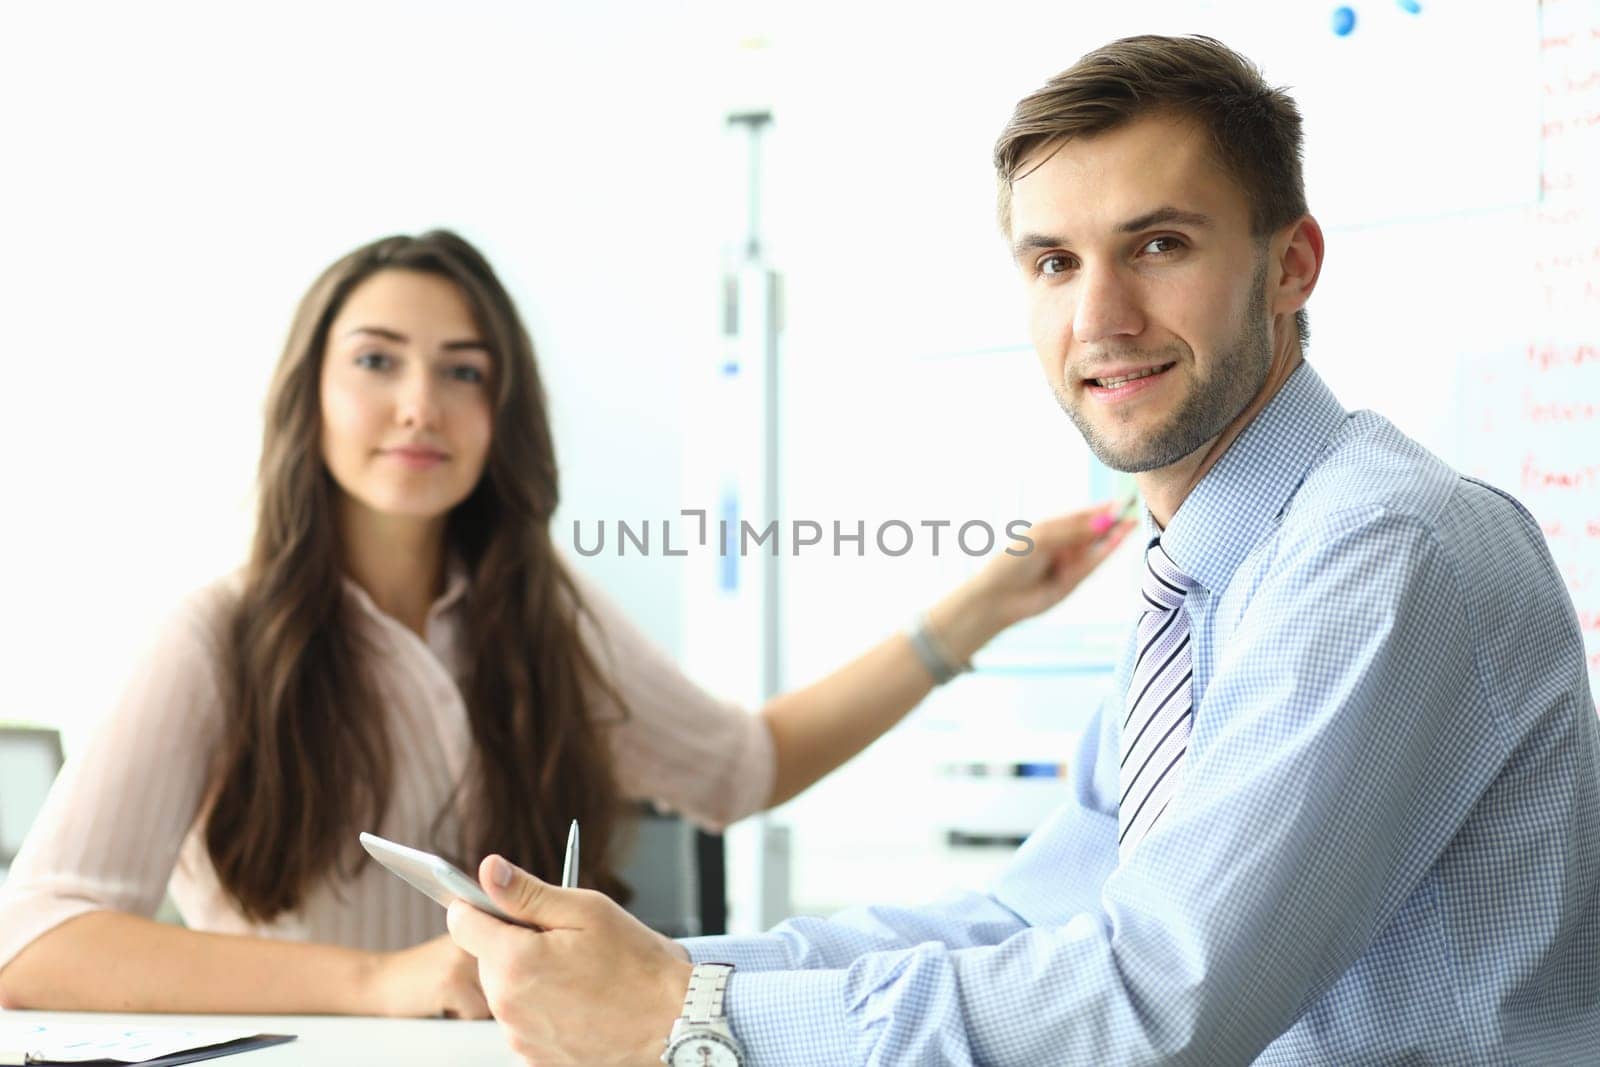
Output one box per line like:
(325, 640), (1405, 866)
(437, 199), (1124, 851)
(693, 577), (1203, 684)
(0, 565), (773, 967)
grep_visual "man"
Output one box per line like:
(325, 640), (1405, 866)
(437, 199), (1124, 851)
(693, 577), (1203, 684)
(447, 35), (1600, 1064)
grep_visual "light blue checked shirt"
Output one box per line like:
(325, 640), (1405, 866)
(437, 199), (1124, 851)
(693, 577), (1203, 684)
(684, 363), (1600, 1064)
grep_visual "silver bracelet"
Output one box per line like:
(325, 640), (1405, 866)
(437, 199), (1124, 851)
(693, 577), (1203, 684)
(909, 611), (972, 685)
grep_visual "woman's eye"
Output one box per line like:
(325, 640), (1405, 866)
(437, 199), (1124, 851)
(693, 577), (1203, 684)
(355, 351), (394, 371)
(1039, 254), (1075, 276)
(448, 365), (486, 385)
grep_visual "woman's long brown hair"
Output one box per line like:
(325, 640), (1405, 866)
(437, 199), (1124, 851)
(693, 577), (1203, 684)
(205, 231), (629, 921)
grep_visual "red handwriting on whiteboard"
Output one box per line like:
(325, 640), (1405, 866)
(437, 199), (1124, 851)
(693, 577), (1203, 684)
(1563, 564), (1595, 592)
(1526, 342), (1600, 371)
(1542, 110), (1600, 139)
(1537, 208), (1586, 225)
(1542, 170), (1579, 194)
(1533, 245), (1600, 275)
(1524, 390), (1599, 423)
(1554, 69), (1600, 95)
(1522, 456), (1600, 492)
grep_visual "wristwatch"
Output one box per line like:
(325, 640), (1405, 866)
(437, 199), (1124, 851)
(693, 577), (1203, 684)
(661, 962), (745, 1066)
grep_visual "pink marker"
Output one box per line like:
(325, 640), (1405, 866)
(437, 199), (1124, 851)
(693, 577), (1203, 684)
(1092, 494), (1140, 538)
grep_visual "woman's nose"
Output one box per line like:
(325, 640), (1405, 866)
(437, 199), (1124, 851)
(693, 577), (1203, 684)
(395, 369), (442, 428)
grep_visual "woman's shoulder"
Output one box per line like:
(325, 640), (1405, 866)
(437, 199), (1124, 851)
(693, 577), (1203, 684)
(79, 571), (249, 753)
(556, 559), (651, 672)
(143, 569), (249, 674)
(175, 568), (247, 630)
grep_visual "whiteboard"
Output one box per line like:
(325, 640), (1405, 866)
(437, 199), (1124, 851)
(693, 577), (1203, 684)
(1455, 0), (1600, 712)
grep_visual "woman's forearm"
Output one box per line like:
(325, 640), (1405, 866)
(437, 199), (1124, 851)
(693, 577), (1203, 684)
(755, 505), (1134, 808)
(758, 579), (1005, 808)
(0, 909), (378, 1014)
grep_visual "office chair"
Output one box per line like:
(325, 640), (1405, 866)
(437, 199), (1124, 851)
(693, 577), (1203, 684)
(0, 725), (66, 880)
(616, 804), (727, 938)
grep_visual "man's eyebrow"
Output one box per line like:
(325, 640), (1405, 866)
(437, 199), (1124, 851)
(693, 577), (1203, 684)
(1118, 206), (1214, 233)
(341, 326), (489, 352)
(1011, 232), (1064, 261)
(1011, 207), (1215, 261)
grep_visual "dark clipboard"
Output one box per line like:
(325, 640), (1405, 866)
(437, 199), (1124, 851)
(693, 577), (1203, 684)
(21, 1034), (295, 1066)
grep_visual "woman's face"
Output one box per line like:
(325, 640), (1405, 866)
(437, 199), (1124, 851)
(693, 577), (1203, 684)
(319, 269), (495, 527)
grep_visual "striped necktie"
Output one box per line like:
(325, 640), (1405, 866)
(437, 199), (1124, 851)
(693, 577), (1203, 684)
(1118, 537), (1198, 858)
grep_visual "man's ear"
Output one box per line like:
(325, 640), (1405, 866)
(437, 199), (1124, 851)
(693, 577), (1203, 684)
(1271, 214), (1324, 319)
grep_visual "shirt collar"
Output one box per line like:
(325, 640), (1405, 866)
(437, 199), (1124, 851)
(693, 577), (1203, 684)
(431, 555), (471, 618)
(341, 554), (470, 631)
(1156, 362), (1348, 593)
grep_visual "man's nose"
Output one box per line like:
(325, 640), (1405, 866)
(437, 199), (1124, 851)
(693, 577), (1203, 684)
(1071, 263), (1145, 345)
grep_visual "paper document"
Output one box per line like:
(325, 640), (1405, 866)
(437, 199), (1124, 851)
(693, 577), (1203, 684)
(0, 1022), (287, 1065)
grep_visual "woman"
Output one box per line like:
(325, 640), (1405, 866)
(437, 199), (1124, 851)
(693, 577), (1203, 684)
(0, 231), (1132, 1017)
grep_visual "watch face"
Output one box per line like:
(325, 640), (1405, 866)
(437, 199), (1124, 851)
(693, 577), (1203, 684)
(667, 1032), (743, 1067)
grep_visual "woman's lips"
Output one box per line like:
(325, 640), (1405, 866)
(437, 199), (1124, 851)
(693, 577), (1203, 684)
(383, 447), (448, 469)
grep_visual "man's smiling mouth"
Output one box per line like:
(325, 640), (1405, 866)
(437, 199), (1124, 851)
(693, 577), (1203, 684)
(1088, 363), (1176, 388)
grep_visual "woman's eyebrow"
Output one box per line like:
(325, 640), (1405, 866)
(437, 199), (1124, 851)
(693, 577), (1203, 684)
(341, 326), (487, 352)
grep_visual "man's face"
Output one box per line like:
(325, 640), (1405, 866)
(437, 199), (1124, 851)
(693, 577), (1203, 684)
(1009, 113), (1273, 474)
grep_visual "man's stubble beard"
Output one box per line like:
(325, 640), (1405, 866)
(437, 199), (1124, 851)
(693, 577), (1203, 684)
(1054, 257), (1272, 474)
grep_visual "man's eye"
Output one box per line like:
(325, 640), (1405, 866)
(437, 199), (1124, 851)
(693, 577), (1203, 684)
(1143, 236), (1184, 255)
(1039, 254), (1075, 276)
(355, 352), (394, 371)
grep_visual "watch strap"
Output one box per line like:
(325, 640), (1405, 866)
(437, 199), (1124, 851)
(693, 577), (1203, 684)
(681, 962), (733, 1025)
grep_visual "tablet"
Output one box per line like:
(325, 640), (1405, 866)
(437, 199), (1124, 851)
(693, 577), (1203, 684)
(359, 831), (526, 926)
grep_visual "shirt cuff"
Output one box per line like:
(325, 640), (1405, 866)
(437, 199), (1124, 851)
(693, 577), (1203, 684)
(682, 933), (793, 972)
(722, 967), (856, 1066)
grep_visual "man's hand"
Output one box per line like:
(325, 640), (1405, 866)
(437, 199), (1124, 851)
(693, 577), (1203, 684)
(447, 854), (694, 1066)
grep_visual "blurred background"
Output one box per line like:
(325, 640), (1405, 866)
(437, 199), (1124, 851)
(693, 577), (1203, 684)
(1, 0), (1594, 931)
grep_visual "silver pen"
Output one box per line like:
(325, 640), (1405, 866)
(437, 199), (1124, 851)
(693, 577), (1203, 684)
(560, 819), (580, 888)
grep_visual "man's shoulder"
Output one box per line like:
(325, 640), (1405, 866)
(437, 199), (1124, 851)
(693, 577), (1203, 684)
(1284, 410), (1532, 549)
(1288, 411), (1452, 527)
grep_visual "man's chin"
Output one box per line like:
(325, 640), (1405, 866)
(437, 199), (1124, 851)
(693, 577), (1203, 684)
(1083, 430), (1195, 476)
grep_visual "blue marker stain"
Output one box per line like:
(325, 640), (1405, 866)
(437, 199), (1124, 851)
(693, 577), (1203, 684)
(1332, 5), (1357, 35)
(718, 490), (739, 591)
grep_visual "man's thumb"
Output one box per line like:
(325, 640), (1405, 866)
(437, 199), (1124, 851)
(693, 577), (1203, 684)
(478, 854), (574, 926)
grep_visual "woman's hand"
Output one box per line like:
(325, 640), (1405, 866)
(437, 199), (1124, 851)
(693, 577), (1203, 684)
(362, 932), (491, 1019)
(975, 500), (1137, 626)
(926, 501), (1137, 660)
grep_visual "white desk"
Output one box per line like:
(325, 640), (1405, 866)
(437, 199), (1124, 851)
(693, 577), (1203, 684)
(0, 1010), (523, 1065)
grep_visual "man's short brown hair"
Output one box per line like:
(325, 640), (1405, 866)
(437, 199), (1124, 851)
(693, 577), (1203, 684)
(994, 35), (1307, 239)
